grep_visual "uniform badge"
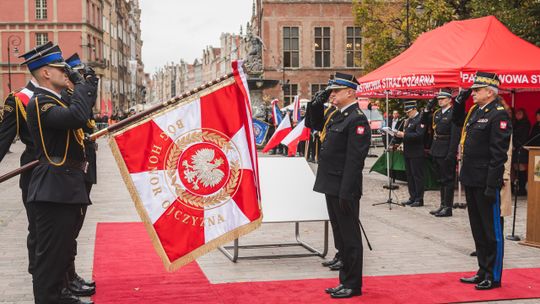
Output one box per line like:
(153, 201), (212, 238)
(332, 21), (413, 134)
(41, 103), (55, 112)
(3, 105), (14, 112)
(478, 118), (488, 123)
(356, 126), (365, 135)
(500, 121), (508, 130)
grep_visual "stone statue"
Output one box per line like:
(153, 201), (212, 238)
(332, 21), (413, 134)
(244, 32), (264, 76)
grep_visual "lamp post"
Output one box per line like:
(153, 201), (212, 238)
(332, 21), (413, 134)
(7, 35), (21, 92)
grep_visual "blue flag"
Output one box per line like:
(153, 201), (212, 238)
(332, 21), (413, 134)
(252, 118), (270, 146)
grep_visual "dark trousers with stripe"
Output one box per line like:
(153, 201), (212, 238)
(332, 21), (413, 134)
(465, 186), (504, 283)
(31, 202), (84, 304)
(325, 194), (363, 290)
(66, 183), (91, 281)
(404, 156), (425, 202)
(325, 195), (344, 259)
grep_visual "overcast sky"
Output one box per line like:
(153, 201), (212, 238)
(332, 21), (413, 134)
(140, 0), (254, 74)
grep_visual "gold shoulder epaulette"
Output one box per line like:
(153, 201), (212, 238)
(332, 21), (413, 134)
(496, 106), (504, 110)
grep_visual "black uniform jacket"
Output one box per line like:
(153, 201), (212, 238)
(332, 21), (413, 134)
(402, 112), (426, 158)
(25, 84), (95, 204)
(62, 89), (97, 185)
(0, 82), (36, 190)
(454, 98), (512, 188)
(423, 107), (461, 159)
(311, 102), (371, 201)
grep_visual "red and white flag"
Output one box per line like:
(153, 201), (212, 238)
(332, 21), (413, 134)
(262, 112), (291, 153)
(281, 119), (310, 156)
(109, 61), (262, 271)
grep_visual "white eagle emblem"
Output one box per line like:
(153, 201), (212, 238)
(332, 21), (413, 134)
(182, 148), (225, 190)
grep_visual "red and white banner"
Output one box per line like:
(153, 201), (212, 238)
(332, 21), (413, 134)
(262, 112), (291, 153)
(109, 61), (262, 271)
(281, 118), (310, 156)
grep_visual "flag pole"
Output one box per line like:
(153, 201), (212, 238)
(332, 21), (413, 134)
(0, 72), (235, 184)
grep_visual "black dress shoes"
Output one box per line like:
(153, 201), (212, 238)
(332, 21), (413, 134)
(460, 275), (482, 284)
(74, 273), (96, 288)
(402, 200), (414, 206)
(435, 207), (452, 217)
(321, 256), (340, 267)
(330, 288), (362, 298)
(325, 284), (344, 294)
(329, 260), (343, 271)
(475, 279), (501, 290)
(59, 288), (94, 304)
(429, 206), (443, 215)
(68, 277), (96, 297)
(410, 201), (424, 207)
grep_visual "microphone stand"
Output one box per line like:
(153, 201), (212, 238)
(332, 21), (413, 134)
(373, 135), (402, 209)
(506, 132), (540, 241)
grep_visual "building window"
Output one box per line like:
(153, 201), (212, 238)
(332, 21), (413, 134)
(36, 33), (48, 46)
(346, 27), (362, 67)
(35, 0), (47, 19)
(311, 83), (327, 97)
(283, 27), (299, 68)
(314, 27), (331, 67)
(283, 83), (298, 105)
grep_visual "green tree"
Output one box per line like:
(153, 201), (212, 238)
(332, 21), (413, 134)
(470, 0), (540, 46)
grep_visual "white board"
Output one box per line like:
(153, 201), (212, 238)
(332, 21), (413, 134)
(258, 157), (329, 223)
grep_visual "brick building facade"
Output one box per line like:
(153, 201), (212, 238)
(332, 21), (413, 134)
(255, 0), (363, 105)
(0, 0), (145, 115)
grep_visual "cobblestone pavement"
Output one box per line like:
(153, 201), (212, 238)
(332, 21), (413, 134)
(1, 140), (539, 303)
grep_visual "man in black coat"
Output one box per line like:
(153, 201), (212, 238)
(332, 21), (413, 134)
(422, 89), (461, 217)
(307, 72), (370, 299)
(0, 41), (53, 277)
(453, 72), (511, 290)
(60, 53), (97, 297)
(395, 101), (426, 207)
(23, 44), (97, 304)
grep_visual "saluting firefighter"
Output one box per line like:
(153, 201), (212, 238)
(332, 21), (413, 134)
(395, 100), (426, 207)
(422, 89), (461, 217)
(60, 53), (97, 298)
(307, 72), (370, 299)
(23, 43), (97, 304)
(306, 89), (342, 270)
(0, 42), (52, 278)
(452, 72), (511, 290)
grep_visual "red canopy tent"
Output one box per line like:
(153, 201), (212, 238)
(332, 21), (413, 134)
(357, 15), (540, 122)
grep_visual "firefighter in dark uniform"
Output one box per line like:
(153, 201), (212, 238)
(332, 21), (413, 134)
(306, 96), (342, 269)
(23, 44), (97, 304)
(422, 89), (461, 217)
(307, 72), (370, 299)
(395, 101), (426, 207)
(0, 42), (53, 277)
(453, 72), (511, 290)
(62, 53), (97, 297)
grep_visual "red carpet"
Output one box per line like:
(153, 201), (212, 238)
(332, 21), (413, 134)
(93, 222), (540, 303)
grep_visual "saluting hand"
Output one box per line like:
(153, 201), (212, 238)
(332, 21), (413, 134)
(455, 88), (472, 105)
